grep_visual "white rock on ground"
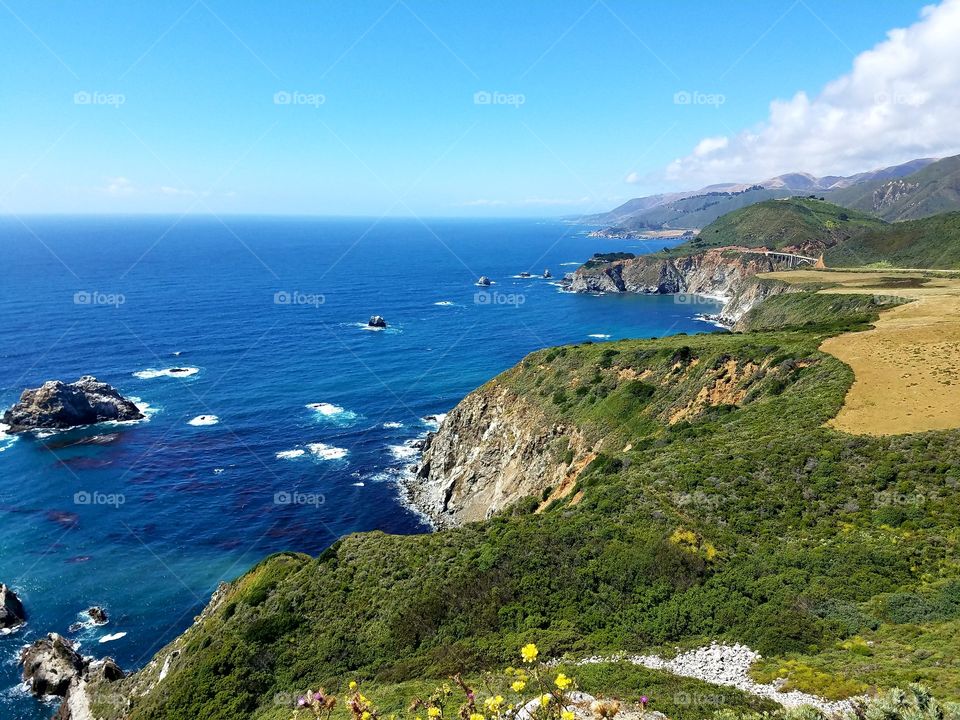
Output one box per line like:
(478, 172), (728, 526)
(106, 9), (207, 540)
(570, 643), (860, 715)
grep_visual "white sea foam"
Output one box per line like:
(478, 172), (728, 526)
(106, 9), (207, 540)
(276, 449), (306, 460)
(306, 402), (358, 425)
(187, 415), (219, 426)
(307, 443), (349, 461)
(433, 300), (455, 306)
(0, 424), (19, 454)
(383, 421), (403, 429)
(588, 334), (611, 339)
(352, 482), (365, 487)
(213, 468), (225, 475)
(134, 367), (199, 379)
(388, 444), (419, 461)
(99, 632), (127, 643)
(421, 413), (447, 430)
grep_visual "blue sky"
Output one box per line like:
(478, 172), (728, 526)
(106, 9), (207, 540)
(0, 0), (950, 216)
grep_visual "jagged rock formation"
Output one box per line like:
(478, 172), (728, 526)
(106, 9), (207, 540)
(0, 583), (26, 630)
(566, 249), (798, 326)
(409, 382), (596, 527)
(367, 315), (388, 328)
(3, 376), (143, 433)
(20, 633), (86, 697)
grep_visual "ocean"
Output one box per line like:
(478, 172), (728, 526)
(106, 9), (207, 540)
(0, 216), (722, 718)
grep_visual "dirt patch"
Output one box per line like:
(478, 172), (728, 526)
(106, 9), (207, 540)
(669, 359), (759, 424)
(765, 269), (960, 435)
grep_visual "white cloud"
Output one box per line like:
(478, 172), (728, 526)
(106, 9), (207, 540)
(103, 176), (135, 196)
(666, 0), (960, 185)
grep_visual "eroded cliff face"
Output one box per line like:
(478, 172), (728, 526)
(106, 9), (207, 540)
(566, 249), (798, 326)
(408, 381), (596, 527)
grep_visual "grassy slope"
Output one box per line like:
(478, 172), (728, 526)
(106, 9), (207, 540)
(824, 211), (960, 269)
(100, 294), (960, 720)
(829, 155), (960, 221)
(690, 198), (885, 253)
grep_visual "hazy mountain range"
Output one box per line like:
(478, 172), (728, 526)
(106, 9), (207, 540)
(581, 156), (960, 231)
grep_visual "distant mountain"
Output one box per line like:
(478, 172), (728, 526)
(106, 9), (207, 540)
(828, 154), (960, 221)
(580, 157), (938, 232)
(691, 198), (886, 255)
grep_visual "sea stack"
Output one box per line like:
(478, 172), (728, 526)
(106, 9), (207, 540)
(2, 376), (143, 433)
(20, 633), (86, 697)
(518, 271), (532, 278)
(0, 584), (26, 630)
(367, 315), (388, 329)
(476, 276), (492, 287)
(543, 268), (552, 278)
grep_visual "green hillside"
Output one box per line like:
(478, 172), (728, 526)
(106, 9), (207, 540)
(89, 296), (960, 720)
(830, 154), (960, 221)
(690, 198), (885, 253)
(825, 211), (960, 268)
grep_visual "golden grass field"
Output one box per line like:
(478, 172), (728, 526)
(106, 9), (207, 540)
(764, 269), (960, 435)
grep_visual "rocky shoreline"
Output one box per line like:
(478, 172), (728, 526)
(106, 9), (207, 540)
(562, 249), (797, 328)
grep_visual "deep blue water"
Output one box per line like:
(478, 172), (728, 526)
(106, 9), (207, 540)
(0, 216), (722, 718)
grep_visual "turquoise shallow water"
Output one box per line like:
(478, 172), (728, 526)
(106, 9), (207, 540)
(0, 216), (722, 718)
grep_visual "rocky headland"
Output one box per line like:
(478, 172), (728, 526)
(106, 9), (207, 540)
(563, 248), (800, 328)
(2, 376), (143, 433)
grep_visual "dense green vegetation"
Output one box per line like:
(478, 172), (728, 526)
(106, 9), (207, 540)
(691, 198), (885, 253)
(824, 211), (960, 268)
(738, 288), (907, 332)
(829, 154), (960, 222)
(97, 293), (960, 720)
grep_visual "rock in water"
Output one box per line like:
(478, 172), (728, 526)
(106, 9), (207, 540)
(476, 276), (492, 286)
(518, 271), (531, 278)
(86, 606), (108, 625)
(20, 633), (86, 697)
(2, 376), (144, 433)
(367, 315), (388, 328)
(0, 583), (26, 629)
(543, 268), (552, 278)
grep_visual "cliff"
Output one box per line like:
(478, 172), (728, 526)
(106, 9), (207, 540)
(407, 381), (597, 527)
(566, 249), (798, 325)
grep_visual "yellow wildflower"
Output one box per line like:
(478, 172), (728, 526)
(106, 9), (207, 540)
(540, 694), (552, 707)
(521, 643), (539, 663)
(562, 712), (575, 720)
(349, 681), (358, 691)
(485, 696), (505, 712)
(555, 673), (572, 690)
(428, 708), (442, 719)
(361, 712), (371, 720)
(511, 680), (526, 693)
(470, 714), (485, 720)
